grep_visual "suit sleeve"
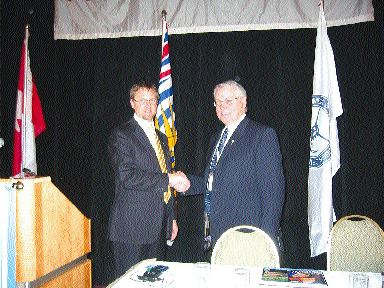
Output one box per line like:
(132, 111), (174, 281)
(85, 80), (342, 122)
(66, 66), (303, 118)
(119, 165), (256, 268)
(255, 127), (285, 240)
(184, 174), (205, 196)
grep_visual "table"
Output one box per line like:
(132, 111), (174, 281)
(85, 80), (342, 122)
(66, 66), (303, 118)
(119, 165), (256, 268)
(107, 259), (383, 288)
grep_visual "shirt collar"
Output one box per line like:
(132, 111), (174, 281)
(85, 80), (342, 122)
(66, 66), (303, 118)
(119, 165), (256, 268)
(226, 113), (246, 133)
(134, 113), (155, 131)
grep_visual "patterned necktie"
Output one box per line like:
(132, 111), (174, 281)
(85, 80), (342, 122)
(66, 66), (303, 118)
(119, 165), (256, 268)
(154, 131), (172, 204)
(205, 127), (228, 215)
(208, 127), (228, 175)
(203, 127), (228, 250)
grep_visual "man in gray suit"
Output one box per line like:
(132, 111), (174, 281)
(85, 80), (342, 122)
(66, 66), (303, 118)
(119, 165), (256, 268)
(185, 80), (285, 253)
(108, 82), (190, 279)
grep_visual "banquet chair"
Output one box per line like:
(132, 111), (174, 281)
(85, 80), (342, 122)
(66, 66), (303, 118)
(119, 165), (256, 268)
(327, 215), (384, 272)
(211, 225), (280, 267)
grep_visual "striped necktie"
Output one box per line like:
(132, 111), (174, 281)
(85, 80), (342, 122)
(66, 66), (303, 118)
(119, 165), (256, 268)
(154, 131), (172, 204)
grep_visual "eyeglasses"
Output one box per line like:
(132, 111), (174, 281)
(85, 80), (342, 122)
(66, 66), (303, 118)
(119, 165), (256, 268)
(133, 98), (158, 105)
(214, 97), (239, 107)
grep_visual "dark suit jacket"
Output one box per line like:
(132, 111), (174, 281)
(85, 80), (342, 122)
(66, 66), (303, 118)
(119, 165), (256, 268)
(108, 117), (175, 244)
(188, 116), (285, 245)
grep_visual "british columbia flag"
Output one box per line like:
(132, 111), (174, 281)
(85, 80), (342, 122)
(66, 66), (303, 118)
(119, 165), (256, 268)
(156, 15), (177, 169)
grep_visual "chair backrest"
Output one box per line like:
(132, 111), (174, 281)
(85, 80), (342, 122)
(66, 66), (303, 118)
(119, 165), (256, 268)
(211, 225), (280, 267)
(327, 215), (384, 272)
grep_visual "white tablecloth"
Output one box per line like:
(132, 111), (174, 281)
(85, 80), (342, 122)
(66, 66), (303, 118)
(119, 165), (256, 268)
(108, 259), (383, 288)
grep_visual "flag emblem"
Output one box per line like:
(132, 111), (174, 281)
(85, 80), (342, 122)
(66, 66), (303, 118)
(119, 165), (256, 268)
(309, 95), (330, 168)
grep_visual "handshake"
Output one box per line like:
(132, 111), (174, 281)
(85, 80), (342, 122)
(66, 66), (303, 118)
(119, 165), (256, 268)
(168, 171), (190, 193)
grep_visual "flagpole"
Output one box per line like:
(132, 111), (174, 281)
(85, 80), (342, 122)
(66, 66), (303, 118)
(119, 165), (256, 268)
(161, 10), (167, 24)
(21, 24), (30, 178)
(160, 10), (167, 64)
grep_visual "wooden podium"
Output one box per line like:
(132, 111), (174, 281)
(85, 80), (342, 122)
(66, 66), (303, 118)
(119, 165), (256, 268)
(1, 177), (91, 288)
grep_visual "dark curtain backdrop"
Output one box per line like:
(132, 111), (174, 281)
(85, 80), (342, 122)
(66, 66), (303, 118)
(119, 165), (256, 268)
(1, 1), (383, 286)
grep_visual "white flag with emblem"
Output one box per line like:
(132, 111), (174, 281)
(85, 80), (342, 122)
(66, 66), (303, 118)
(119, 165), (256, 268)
(308, 4), (343, 257)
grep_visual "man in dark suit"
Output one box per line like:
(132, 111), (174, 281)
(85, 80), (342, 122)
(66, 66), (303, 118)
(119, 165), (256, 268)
(185, 80), (285, 253)
(108, 82), (190, 279)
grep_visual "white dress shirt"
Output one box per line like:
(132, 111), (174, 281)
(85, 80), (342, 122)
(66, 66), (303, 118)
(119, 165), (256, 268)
(134, 113), (157, 152)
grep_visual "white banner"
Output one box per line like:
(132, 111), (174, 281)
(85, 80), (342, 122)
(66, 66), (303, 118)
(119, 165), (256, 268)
(54, 0), (374, 40)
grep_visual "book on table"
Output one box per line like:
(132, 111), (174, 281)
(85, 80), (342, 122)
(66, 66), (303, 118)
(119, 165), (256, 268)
(261, 267), (328, 286)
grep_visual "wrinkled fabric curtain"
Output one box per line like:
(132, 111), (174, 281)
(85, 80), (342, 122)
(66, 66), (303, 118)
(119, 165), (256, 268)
(54, 0), (374, 39)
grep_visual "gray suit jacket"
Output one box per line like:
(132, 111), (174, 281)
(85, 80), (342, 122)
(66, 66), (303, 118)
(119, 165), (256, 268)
(188, 116), (285, 245)
(108, 117), (175, 244)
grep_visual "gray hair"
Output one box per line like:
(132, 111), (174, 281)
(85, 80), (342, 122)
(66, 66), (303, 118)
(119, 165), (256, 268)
(213, 80), (247, 99)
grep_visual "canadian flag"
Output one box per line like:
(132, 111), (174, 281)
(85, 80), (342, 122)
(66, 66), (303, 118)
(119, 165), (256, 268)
(12, 34), (46, 177)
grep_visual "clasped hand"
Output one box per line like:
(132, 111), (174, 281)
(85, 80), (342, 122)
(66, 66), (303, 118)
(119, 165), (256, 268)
(168, 171), (190, 192)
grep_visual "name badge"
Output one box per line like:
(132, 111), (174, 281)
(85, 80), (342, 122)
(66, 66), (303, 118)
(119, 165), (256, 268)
(207, 172), (213, 191)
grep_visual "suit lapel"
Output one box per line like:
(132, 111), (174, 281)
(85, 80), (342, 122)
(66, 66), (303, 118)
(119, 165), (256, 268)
(216, 117), (250, 167)
(131, 119), (160, 170)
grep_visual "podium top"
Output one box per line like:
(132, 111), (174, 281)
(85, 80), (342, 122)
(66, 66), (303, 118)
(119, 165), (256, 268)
(0, 176), (51, 183)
